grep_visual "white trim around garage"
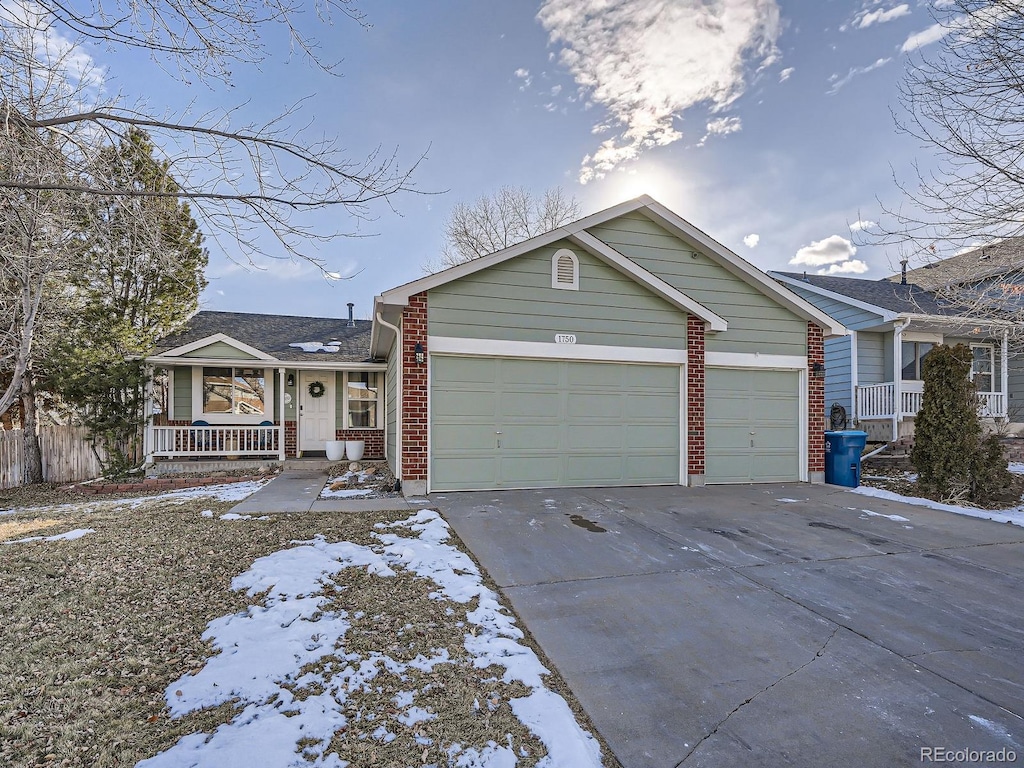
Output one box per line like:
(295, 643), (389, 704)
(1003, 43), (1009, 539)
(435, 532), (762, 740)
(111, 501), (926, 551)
(704, 351), (808, 370)
(427, 336), (687, 365)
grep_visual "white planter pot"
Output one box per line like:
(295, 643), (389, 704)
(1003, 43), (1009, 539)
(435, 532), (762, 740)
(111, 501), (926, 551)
(325, 440), (346, 462)
(345, 440), (365, 462)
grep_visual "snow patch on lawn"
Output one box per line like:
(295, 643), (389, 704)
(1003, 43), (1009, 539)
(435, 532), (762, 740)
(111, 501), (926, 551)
(129, 480), (268, 507)
(320, 487), (374, 499)
(3, 528), (94, 544)
(852, 486), (1024, 528)
(137, 509), (603, 768)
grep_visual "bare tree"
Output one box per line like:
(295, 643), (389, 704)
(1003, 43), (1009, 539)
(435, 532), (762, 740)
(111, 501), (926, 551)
(869, 2), (1024, 262)
(429, 186), (580, 272)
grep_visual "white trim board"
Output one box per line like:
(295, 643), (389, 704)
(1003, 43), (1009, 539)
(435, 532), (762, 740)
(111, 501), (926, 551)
(157, 333), (277, 361)
(704, 351), (808, 369)
(427, 336), (688, 365)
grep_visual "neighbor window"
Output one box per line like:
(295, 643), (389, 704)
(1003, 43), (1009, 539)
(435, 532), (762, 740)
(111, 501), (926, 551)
(901, 341), (933, 380)
(347, 372), (379, 428)
(202, 367), (266, 414)
(971, 344), (995, 392)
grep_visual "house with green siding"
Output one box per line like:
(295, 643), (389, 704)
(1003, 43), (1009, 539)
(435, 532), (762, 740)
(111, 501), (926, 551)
(771, 271), (1016, 443)
(143, 196), (846, 495)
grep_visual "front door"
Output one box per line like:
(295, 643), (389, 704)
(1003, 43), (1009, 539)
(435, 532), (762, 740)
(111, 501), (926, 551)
(299, 371), (336, 454)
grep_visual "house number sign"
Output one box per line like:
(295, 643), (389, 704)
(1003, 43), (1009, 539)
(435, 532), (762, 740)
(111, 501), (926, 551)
(555, 334), (577, 344)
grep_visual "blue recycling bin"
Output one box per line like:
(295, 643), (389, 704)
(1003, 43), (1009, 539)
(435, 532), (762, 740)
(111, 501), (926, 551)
(824, 430), (868, 487)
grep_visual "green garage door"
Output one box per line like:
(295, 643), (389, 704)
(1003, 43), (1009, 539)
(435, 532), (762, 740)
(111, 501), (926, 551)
(431, 356), (680, 491)
(705, 367), (801, 484)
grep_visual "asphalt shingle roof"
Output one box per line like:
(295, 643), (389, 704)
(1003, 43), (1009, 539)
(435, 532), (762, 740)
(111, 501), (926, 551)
(152, 311), (374, 362)
(774, 272), (960, 316)
(890, 238), (1024, 291)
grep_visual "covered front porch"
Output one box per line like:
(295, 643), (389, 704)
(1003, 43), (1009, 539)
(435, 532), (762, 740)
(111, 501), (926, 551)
(853, 319), (1009, 441)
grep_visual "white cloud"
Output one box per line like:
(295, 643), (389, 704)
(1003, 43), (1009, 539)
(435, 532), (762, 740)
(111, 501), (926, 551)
(743, 233), (760, 248)
(849, 219), (877, 232)
(790, 234), (858, 267)
(537, 0), (781, 183)
(901, 21), (949, 51)
(514, 67), (530, 79)
(1, 1), (106, 92)
(779, 66), (795, 83)
(818, 259), (869, 275)
(856, 4), (911, 29)
(827, 57), (891, 94)
(698, 116), (743, 146)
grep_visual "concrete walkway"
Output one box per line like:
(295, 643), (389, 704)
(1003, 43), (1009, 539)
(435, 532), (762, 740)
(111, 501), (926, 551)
(434, 484), (1024, 768)
(228, 470), (425, 514)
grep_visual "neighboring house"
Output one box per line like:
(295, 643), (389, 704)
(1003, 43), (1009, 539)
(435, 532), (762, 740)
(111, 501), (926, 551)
(893, 237), (1024, 293)
(144, 306), (385, 463)
(144, 196), (846, 494)
(771, 272), (1016, 443)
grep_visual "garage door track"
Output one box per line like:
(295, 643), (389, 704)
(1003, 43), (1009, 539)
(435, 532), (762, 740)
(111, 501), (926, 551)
(433, 484), (1024, 768)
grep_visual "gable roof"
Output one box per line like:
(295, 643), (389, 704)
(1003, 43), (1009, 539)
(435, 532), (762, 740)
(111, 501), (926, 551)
(892, 237), (1024, 291)
(772, 272), (958, 317)
(372, 196), (844, 353)
(150, 311), (374, 363)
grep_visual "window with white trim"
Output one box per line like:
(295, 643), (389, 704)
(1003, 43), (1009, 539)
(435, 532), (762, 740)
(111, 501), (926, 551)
(900, 341), (934, 380)
(971, 344), (995, 392)
(551, 248), (579, 290)
(346, 372), (379, 428)
(202, 367), (266, 414)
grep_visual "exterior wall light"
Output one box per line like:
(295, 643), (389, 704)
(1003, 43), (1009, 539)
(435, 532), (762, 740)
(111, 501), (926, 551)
(415, 342), (425, 365)
(811, 362), (825, 379)
(286, 373), (295, 387)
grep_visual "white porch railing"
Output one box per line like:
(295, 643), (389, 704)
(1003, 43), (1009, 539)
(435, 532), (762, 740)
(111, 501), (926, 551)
(149, 425), (282, 459)
(856, 382), (1006, 420)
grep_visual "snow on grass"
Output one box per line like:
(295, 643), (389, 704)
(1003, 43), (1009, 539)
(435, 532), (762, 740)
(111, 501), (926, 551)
(319, 487), (374, 499)
(776, 498), (803, 503)
(128, 481), (269, 507)
(3, 528), (94, 544)
(1008, 462), (1024, 475)
(860, 509), (910, 522)
(852, 486), (1024, 528)
(138, 509), (603, 768)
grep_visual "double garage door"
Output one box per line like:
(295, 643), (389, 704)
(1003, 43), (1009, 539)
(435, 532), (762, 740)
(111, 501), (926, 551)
(429, 356), (802, 491)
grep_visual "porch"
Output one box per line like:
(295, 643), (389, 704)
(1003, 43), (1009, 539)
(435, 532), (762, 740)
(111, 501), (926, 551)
(856, 381), (1007, 421)
(147, 423), (284, 460)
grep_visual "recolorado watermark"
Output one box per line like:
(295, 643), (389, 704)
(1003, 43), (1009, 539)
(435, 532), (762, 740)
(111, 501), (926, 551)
(921, 747), (1017, 763)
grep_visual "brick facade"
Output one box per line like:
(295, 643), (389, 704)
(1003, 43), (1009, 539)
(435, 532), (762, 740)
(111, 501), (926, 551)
(334, 429), (384, 459)
(686, 316), (706, 480)
(401, 292), (429, 481)
(285, 420), (296, 458)
(807, 322), (826, 476)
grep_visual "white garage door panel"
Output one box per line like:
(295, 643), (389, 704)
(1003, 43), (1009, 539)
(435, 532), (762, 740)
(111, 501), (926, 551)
(431, 356), (680, 491)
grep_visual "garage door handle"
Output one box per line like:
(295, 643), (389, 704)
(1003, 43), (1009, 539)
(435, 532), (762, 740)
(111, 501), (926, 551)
(495, 431), (503, 434)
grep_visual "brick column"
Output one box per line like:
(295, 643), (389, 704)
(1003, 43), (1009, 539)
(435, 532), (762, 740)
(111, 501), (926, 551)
(284, 420), (297, 458)
(808, 322), (826, 482)
(687, 316), (705, 485)
(401, 292), (429, 495)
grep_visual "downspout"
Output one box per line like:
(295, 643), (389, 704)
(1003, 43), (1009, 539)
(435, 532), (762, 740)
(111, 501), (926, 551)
(278, 368), (286, 461)
(892, 318), (911, 442)
(1002, 329), (1010, 421)
(376, 312), (402, 480)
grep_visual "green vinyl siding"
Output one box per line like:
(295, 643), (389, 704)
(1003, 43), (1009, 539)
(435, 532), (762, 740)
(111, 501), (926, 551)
(705, 368), (801, 483)
(428, 241), (687, 349)
(587, 214), (807, 356)
(180, 340), (260, 359)
(386, 337), (398, 472)
(431, 356), (679, 490)
(171, 367), (192, 421)
(858, 332), (886, 385)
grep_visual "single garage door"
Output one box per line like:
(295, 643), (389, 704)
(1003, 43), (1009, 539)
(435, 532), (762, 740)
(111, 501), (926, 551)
(705, 367), (801, 483)
(431, 356), (680, 491)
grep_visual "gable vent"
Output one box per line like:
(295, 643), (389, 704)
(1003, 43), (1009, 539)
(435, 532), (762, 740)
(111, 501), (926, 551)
(551, 248), (579, 291)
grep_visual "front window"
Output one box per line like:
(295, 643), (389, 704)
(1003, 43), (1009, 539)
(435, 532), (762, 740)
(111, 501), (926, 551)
(971, 345), (994, 392)
(203, 367), (266, 414)
(901, 341), (934, 380)
(347, 372), (379, 428)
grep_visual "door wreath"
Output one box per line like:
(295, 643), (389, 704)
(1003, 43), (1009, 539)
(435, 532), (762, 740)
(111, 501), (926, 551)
(307, 380), (327, 398)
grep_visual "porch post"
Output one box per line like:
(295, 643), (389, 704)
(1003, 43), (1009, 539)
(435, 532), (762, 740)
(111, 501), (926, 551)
(892, 320), (909, 442)
(1002, 329), (1010, 419)
(143, 365), (154, 466)
(278, 368), (286, 461)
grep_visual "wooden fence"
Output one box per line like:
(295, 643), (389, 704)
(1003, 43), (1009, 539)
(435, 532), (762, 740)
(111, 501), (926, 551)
(0, 426), (106, 488)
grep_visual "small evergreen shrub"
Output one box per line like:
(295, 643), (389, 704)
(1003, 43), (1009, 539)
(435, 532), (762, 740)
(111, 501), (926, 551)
(911, 343), (1011, 503)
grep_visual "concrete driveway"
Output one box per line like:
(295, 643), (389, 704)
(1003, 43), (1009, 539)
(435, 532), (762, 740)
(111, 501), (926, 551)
(433, 484), (1024, 768)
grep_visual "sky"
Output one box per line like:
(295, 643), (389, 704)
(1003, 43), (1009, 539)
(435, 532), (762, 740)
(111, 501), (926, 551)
(41, 0), (961, 319)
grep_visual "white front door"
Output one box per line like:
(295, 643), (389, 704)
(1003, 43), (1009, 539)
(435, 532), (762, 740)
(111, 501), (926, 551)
(299, 371), (336, 453)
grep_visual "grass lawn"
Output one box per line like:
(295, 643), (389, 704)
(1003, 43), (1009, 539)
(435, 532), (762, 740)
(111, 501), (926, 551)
(0, 484), (617, 768)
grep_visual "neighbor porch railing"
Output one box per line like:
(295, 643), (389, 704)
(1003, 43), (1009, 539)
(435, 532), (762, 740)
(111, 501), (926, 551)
(856, 382), (1006, 420)
(148, 425), (282, 459)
